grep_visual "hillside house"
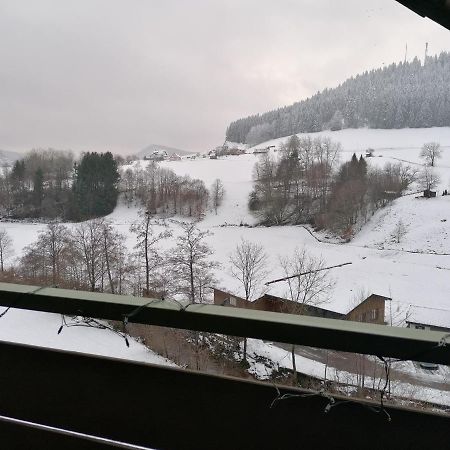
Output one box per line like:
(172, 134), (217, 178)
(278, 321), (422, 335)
(252, 294), (344, 319)
(213, 288), (248, 307)
(144, 150), (168, 161)
(253, 148), (269, 155)
(214, 288), (387, 323)
(423, 189), (437, 198)
(253, 145), (275, 155)
(345, 294), (390, 325)
(406, 306), (450, 333)
(213, 288), (343, 318)
(382, 191), (400, 201)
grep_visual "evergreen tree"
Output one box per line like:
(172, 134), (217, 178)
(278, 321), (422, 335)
(72, 152), (120, 220)
(32, 168), (44, 209)
(358, 155), (368, 179)
(11, 160), (26, 198)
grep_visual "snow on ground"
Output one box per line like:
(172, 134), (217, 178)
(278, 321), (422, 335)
(0, 308), (176, 367)
(1, 127), (450, 371)
(160, 155), (258, 227)
(246, 338), (450, 407)
(251, 127), (450, 156)
(352, 194), (450, 254)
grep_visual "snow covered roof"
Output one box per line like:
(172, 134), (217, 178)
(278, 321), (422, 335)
(406, 305), (450, 330)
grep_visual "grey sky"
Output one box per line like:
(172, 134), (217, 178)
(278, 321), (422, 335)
(1, 0), (450, 154)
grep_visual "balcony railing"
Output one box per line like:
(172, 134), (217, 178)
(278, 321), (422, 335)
(0, 282), (449, 449)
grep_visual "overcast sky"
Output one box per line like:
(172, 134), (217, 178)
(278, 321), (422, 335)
(1, 0), (450, 154)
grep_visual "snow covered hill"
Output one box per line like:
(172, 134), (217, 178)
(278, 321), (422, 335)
(157, 127), (450, 321)
(247, 127), (450, 156)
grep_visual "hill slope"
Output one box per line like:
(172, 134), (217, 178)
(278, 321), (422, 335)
(226, 52), (450, 145)
(0, 149), (22, 165)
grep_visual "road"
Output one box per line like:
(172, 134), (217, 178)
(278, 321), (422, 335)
(274, 342), (450, 392)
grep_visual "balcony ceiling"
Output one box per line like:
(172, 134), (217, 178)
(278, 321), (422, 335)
(395, 0), (450, 30)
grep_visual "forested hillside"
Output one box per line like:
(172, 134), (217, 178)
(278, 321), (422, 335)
(226, 52), (450, 145)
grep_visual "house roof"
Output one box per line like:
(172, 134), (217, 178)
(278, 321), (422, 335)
(406, 305), (450, 329)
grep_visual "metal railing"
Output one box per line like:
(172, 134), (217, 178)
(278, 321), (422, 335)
(0, 281), (449, 449)
(0, 282), (449, 364)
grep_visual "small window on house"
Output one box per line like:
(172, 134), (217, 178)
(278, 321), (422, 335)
(229, 297), (237, 306)
(370, 309), (378, 321)
(415, 325), (425, 330)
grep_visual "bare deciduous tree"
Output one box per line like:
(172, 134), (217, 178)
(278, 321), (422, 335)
(0, 229), (13, 272)
(419, 166), (440, 192)
(170, 221), (218, 304)
(130, 209), (172, 296)
(169, 221), (219, 370)
(420, 142), (442, 167)
(391, 219), (408, 244)
(99, 219), (127, 294)
(229, 239), (267, 361)
(279, 247), (335, 384)
(41, 222), (70, 285)
(229, 239), (267, 303)
(210, 179), (225, 214)
(72, 219), (105, 292)
(20, 222), (71, 285)
(279, 248), (334, 312)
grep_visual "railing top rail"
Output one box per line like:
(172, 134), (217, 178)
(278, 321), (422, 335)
(0, 282), (448, 364)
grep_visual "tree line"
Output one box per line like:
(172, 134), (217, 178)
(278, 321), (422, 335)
(0, 149), (227, 222)
(249, 136), (418, 236)
(0, 216), (220, 304)
(226, 52), (450, 145)
(0, 219), (333, 338)
(120, 162), (224, 219)
(0, 149), (120, 221)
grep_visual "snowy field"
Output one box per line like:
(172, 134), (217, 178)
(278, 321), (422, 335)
(1, 127), (450, 380)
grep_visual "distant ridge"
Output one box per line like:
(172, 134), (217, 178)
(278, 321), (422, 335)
(137, 144), (194, 158)
(0, 149), (22, 165)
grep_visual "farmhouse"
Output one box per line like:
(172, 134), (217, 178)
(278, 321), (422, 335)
(215, 288), (450, 334)
(213, 288), (387, 324)
(143, 150), (168, 161)
(252, 294), (344, 319)
(253, 145), (275, 155)
(345, 294), (390, 325)
(423, 189), (437, 198)
(213, 288), (248, 308)
(406, 305), (450, 333)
